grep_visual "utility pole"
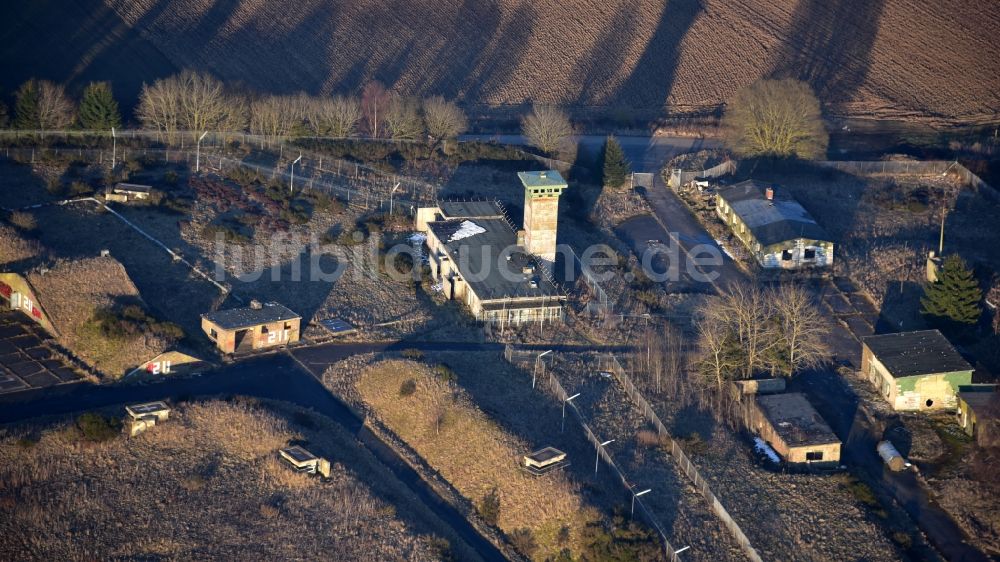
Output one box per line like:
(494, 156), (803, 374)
(595, 439), (614, 474)
(562, 392), (580, 433)
(111, 127), (116, 170)
(631, 488), (651, 517)
(290, 153), (303, 192)
(195, 131), (208, 172)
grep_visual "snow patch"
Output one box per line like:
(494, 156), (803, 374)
(754, 437), (781, 464)
(408, 232), (427, 244)
(714, 239), (734, 259)
(448, 220), (486, 242)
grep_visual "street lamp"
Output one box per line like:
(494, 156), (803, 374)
(110, 127), (116, 169)
(595, 439), (614, 474)
(631, 488), (651, 517)
(195, 131), (208, 172)
(674, 546), (690, 555)
(290, 153), (303, 192)
(389, 182), (401, 215)
(533, 349), (552, 389)
(562, 392), (580, 433)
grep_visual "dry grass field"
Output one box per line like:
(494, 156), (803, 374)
(356, 358), (597, 560)
(27, 256), (169, 376)
(20, 0), (995, 123)
(0, 400), (434, 560)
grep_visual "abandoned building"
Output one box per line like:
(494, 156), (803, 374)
(862, 330), (974, 411)
(201, 300), (300, 354)
(107, 183), (152, 203)
(414, 170), (568, 325)
(125, 401), (171, 437)
(715, 180), (833, 269)
(745, 392), (841, 465)
(279, 445), (331, 477)
(956, 385), (997, 440)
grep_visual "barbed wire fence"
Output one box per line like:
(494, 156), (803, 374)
(502, 345), (682, 562)
(598, 353), (762, 562)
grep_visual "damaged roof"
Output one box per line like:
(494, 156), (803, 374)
(203, 302), (300, 330)
(717, 180), (830, 247)
(863, 330), (973, 377)
(426, 218), (563, 304)
(757, 392), (839, 447)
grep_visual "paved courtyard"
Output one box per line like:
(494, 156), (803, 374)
(0, 311), (80, 394)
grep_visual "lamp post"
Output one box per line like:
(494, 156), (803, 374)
(533, 349), (552, 389)
(389, 182), (401, 215)
(111, 127), (116, 169)
(562, 392), (580, 433)
(631, 488), (651, 517)
(675, 546), (691, 556)
(195, 131), (208, 172)
(290, 153), (303, 192)
(595, 439), (614, 475)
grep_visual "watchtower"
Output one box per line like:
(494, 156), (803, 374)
(517, 170), (568, 270)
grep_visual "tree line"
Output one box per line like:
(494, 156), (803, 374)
(0, 72), (470, 143)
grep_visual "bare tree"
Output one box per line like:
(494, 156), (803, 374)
(360, 81), (389, 138)
(715, 283), (777, 378)
(383, 94), (424, 140)
(36, 81), (75, 130)
(694, 301), (739, 391)
(521, 105), (573, 156)
(305, 95), (361, 138)
(422, 96), (467, 142)
(138, 70), (239, 141)
(137, 77), (182, 140)
(772, 283), (830, 376)
(249, 94), (305, 140)
(722, 78), (828, 159)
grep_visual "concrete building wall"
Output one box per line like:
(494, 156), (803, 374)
(202, 317), (301, 354)
(745, 400), (841, 465)
(0, 273), (58, 335)
(862, 344), (971, 410)
(523, 192), (560, 267)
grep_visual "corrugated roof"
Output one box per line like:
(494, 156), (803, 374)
(718, 180), (830, 247)
(863, 330), (973, 378)
(203, 302), (300, 330)
(757, 392), (839, 447)
(427, 218), (563, 305)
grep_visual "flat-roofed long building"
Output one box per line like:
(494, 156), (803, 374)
(415, 171), (568, 325)
(202, 300), (300, 354)
(746, 392), (841, 466)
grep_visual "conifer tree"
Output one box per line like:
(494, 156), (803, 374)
(78, 82), (121, 129)
(602, 135), (630, 188)
(921, 255), (982, 327)
(14, 80), (40, 130)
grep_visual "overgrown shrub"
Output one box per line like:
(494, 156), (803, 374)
(400, 348), (424, 360)
(92, 303), (185, 342)
(399, 379), (417, 397)
(580, 514), (661, 561)
(509, 528), (538, 557)
(432, 363), (456, 384)
(479, 487), (501, 526)
(76, 412), (122, 442)
(7, 211), (36, 232)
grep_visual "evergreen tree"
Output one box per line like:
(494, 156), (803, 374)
(921, 255), (982, 327)
(602, 135), (630, 188)
(78, 82), (121, 129)
(0, 95), (8, 128)
(14, 80), (40, 130)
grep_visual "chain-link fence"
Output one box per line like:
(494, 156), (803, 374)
(502, 345), (681, 562)
(599, 353), (762, 562)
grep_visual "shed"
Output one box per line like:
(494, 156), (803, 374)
(113, 183), (152, 200)
(746, 393), (841, 465)
(956, 385), (997, 439)
(862, 330), (973, 411)
(125, 401), (171, 422)
(279, 446), (331, 477)
(202, 300), (301, 354)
